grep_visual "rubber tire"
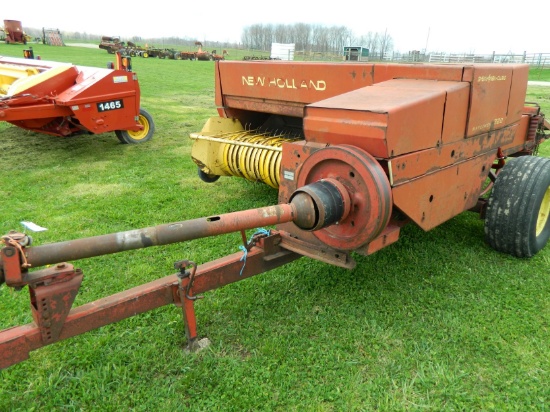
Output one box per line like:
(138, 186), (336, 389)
(198, 167), (220, 183)
(115, 108), (155, 144)
(484, 155), (550, 257)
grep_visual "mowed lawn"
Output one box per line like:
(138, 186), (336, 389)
(0, 43), (549, 411)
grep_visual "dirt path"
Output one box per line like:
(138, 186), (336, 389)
(66, 43), (99, 49)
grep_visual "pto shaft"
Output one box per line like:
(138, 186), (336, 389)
(20, 204), (297, 270)
(0, 180), (350, 281)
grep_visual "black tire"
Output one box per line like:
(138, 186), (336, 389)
(115, 130), (125, 143)
(115, 108), (155, 144)
(484, 156), (550, 257)
(198, 167), (220, 183)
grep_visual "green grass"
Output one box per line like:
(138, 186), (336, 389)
(1, 43), (549, 411)
(530, 67), (550, 82)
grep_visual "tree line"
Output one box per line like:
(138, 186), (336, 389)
(19, 23), (395, 57)
(241, 23), (394, 56)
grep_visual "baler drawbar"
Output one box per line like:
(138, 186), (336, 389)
(1, 60), (549, 369)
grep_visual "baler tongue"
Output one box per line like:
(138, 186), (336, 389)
(0, 179), (353, 369)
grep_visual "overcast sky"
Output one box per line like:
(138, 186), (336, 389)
(2, 1), (547, 54)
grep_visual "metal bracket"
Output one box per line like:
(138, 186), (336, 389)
(175, 259), (203, 301)
(28, 263), (83, 344)
(1, 231), (32, 288)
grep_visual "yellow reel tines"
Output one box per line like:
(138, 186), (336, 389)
(216, 129), (296, 188)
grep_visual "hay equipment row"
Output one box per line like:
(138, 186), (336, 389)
(99, 37), (227, 60)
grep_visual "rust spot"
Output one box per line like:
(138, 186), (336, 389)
(140, 233), (153, 247)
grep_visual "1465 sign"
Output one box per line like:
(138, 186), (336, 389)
(97, 100), (124, 112)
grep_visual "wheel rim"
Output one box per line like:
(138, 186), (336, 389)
(536, 187), (550, 236)
(127, 114), (150, 141)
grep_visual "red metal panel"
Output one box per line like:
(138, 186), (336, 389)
(304, 79), (462, 158)
(216, 61), (375, 115)
(374, 79), (470, 143)
(215, 62), (224, 108)
(392, 152), (495, 230)
(507, 65), (530, 125)
(389, 123), (518, 185)
(372, 64), (465, 84)
(465, 65), (525, 137)
(0, 103), (72, 122)
(222, 95), (306, 118)
(355, 223), (402, 256)
(499, 114), (532, 155)
(305, 105), (389, 157)
(54, 67), (140, 133)
(441, 82), (470, 143)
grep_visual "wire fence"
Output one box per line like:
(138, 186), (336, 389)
(386, 51), (550, 68)
(289, 50), (550, 68)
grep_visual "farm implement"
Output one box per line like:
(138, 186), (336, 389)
(1, 61), (549, 369)
(98, 37), (225, 61)
(2, 20), (31, 45)
(0, 52), (154, 143)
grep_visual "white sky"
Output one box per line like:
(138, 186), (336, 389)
(2, 1), (547, 54)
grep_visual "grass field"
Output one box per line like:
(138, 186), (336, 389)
(1, 43), (549, 411)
